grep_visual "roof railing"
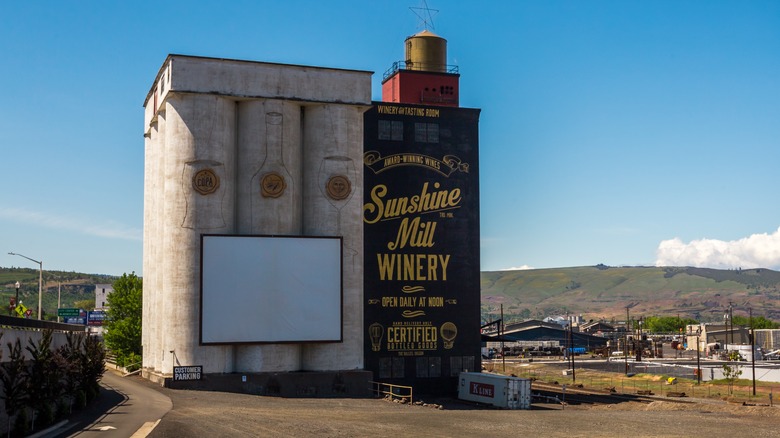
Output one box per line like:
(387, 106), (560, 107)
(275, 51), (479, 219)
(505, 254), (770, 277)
(383, 61), (459, 81)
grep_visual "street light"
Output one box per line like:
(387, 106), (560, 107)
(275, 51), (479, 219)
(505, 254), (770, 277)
(14, 281), (20, 316)
(8, 252), (43, 320)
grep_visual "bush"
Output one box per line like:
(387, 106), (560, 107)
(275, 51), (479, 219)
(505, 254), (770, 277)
(37, 402), (54, 428)
(74, 390), (87, 410)
(120, 352), (142, 372)
(0, 329), (106, 435)
(56, 398), (69, 420)
(13, 408), (29, 437)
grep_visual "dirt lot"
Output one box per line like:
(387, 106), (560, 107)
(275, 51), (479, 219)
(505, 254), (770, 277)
(141, 376), (780, 438)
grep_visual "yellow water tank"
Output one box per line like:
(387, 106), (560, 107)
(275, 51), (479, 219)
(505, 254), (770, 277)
(405, 29), (447, 73)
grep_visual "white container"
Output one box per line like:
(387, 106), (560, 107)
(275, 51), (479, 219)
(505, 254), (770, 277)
(458, 372), (531, 409)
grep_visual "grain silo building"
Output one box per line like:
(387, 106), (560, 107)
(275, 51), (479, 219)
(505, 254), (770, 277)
(142, 27), (480, 398)
(142, 55), (372, 394)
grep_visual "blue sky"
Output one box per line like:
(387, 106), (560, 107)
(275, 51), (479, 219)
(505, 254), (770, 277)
(1, 1), (779, 276)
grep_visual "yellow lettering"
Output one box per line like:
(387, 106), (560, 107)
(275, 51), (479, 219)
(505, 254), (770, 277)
(427, 254), (438, 280)
(376, 253), (395, 280)
(364, 182), (461, 224)
(439, 254), (450, 281)
(375, 253), (450, 281)
(387, 217), (436, 250)
(428, 297), (444, 307)
(416, 254), (426, 280)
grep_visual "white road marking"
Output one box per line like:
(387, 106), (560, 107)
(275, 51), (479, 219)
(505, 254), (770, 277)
(130, 419), (162, 438)
(95, 425), (117, 431)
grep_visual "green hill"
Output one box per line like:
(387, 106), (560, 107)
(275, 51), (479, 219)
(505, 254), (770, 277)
(5, 264), (778, 326)
(481, 265), (780, 325)
(0, 267), (118, 319)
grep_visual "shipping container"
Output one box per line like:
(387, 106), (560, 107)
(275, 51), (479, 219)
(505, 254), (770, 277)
(457, 372), (531, 409)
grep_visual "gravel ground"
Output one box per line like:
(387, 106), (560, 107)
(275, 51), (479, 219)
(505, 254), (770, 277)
(137, 376), (779, 438)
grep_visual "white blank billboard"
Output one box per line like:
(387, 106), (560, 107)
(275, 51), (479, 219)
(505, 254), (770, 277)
(200, 235), (342, 344)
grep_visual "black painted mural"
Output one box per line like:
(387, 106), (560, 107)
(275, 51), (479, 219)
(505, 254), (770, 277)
(363, 102), (481, 395)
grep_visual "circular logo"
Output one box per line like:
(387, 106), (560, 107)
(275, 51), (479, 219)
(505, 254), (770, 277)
(261, 172), (286, 198)
(326, 175), (351, 200)
(440, 322), (458, 349)
(192, 169), (219, 195)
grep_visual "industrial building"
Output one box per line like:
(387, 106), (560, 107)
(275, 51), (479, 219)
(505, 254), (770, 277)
(142, 56), (372, 393)
(364, 29), (482, 395)
(141, 26), (480, 397)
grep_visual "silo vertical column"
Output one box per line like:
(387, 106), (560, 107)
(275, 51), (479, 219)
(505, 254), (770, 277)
(144, 105), (166, 374)
(142, 116), (157, 373)
(161, 93), (235, 374)
(151, 108), (166, 373)
(301, 103), (365, 370)
(235, 99), (303, 372)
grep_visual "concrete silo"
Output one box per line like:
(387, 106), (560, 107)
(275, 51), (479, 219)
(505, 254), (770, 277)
(142, 55), (371, 394)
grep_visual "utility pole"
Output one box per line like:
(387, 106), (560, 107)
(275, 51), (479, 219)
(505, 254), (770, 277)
(500, 304), (505, 373)
(624, 306), (630, 375)
(570, 317), (576, 383)
(57, 281), (62, 323)
(750, 308), (756, 396)
(729, 302), (734, 350)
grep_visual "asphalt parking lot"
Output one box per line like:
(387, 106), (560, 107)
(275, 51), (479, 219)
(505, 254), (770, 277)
(138, 376), (780, 438)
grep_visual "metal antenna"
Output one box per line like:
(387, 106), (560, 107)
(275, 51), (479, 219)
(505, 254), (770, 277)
(410, 0), (439, 31)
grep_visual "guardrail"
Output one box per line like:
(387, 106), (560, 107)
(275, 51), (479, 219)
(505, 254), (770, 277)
(0, 314), (87, 332)
(370, 381), (413, 404)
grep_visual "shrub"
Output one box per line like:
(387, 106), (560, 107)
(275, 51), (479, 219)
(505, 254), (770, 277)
(12, 408), (29, 437)
(0, 338), (28, 434)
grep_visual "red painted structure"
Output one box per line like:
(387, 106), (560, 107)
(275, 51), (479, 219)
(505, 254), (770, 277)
(382, 69), (459, 106)
(381, 30), (460, 107)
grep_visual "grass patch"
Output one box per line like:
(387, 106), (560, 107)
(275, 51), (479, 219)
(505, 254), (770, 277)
(487, 361), (778, 404)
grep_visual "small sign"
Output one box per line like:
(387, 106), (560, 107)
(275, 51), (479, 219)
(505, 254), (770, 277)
(87, 310), (108, 326)
(15, 303), (28, 317)
(469, 382), (494, 398)
(64, 317), (86, 325)
(58, 308), (82, 317)
(173, 365), (203, 381)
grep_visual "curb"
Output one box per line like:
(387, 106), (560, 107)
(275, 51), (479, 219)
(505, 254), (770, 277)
(27, 419), (68, 438)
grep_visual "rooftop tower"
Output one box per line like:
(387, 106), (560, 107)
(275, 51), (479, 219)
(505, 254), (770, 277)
(381, 29), (460, 107)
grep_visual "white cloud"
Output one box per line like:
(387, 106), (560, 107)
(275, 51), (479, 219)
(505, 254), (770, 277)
(0, 207), (141, 241)
(503, 265), (535, 271)
(655, 227), (780, 270)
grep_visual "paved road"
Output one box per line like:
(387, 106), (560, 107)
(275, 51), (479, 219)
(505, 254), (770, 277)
(49, 368), (780, 438)
(145, 383), (780, 438)
(48, 370), (171, 438)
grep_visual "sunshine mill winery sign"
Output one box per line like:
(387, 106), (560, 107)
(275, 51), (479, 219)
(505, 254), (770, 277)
(363, 103), (481, 394)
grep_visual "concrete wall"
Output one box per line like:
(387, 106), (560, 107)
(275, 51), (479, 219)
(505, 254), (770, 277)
(143, 55), (371, 379)
(0, 329), (71, 362)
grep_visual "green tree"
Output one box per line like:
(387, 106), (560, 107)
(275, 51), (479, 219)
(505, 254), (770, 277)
(73, 299), (96, 311)
(722, 350), (743, 395)
(733, 315), (779, 329)
(643, 316), (698, 333)
(104, 272), (142, 367)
